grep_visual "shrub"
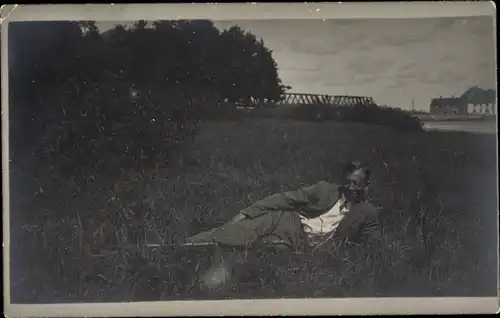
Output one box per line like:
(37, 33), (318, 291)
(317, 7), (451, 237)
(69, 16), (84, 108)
(340, 104), (424, 132)
(34, 80), (200, 180)
(288, 103), (424, 131)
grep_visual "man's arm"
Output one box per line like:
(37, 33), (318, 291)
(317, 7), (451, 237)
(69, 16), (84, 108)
(361, 211), (381, 247)
(332, 209), (366, 244)
(239, 183), (321, 219)
(334, 205), (381, 246)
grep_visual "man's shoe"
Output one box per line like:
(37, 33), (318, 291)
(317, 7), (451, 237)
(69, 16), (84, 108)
(200, 258), (234, 292)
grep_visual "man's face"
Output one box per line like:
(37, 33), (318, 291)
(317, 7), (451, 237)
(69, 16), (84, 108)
(342, 169), (368, 202)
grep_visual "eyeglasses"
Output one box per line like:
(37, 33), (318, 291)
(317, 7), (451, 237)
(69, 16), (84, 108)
(343, 180), (366, 190)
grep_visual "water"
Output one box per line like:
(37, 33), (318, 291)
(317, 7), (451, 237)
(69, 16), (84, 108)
(423, 120), (497, 135)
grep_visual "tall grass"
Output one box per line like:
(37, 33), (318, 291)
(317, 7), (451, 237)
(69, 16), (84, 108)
(9, 119), (497, 303)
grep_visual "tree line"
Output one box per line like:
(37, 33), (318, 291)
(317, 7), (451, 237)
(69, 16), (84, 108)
(9, 20), (287, 175)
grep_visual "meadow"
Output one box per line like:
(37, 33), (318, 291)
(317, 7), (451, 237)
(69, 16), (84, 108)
(9, 117), (498, 303)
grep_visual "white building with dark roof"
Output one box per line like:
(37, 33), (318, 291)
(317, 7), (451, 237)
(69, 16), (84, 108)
(430, 86), (496, 115)
(461, 86), (496, 115)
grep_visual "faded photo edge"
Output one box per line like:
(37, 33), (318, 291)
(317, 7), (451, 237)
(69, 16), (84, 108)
(2, 2), (499, 317)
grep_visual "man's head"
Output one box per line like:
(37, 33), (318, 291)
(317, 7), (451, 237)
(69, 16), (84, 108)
(340, 161), (371, 202)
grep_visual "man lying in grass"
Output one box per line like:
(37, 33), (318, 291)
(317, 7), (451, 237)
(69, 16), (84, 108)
(184, 162), (381, 291)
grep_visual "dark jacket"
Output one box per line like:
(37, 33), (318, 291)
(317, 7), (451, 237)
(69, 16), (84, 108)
(240, 181), (381, 246)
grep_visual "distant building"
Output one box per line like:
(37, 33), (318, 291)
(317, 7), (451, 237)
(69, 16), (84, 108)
(430, 86), (496, 115)
(461, 86), (496, 115)
(430, 96), (465, 114)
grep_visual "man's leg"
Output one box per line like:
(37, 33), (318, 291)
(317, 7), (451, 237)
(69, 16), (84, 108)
(185, 212), (276, 247)
(258, 211), (307, 252)
(184, 228), (218, 245)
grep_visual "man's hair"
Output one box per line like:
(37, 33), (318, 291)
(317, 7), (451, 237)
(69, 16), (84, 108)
(342, 161), (371, 184)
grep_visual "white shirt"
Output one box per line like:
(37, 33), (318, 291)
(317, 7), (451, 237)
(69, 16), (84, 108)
(299, 198), (349, 235)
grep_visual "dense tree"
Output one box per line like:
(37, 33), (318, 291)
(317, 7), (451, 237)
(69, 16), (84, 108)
(218, 25), (285, 105)
(8, 19), (286, 175)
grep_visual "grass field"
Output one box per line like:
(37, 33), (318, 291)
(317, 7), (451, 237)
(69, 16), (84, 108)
(9, 118), (498, 303)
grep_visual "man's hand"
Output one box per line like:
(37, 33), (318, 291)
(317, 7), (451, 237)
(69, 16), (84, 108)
(230, 213), (247, 224)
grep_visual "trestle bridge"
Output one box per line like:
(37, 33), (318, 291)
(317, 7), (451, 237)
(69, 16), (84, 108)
(241, 93), (377, 107)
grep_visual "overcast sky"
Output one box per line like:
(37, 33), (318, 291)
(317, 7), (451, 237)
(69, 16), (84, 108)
(97, 17), (495, 111)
